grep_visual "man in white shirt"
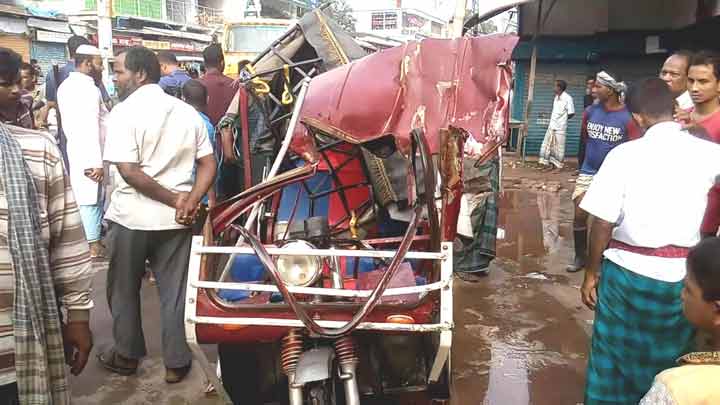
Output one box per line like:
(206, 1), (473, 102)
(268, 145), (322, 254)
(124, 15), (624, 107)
(98, 47), (216, 384)
(579, 78), (720, 405)
(659, 50), (694, 118)
(57, 45), (109, 259)
(538, 79), (575, 171)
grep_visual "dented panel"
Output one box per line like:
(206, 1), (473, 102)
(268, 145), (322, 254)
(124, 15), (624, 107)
(293, 35), (519, 162)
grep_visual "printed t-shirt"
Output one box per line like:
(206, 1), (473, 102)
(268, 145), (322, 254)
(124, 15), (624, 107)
(580, 103), (640, 175)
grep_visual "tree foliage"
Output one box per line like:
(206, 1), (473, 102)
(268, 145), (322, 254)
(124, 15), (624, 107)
(478, 19), (498, 34)
(324, 0), (356, 35)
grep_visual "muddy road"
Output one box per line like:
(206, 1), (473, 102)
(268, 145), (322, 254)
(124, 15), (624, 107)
(450, 165), (594, 405)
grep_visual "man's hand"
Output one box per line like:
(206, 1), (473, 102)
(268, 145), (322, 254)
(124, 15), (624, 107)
(581, 271), (600, 311)
(674, 107), (693, 127)
(175, 192), (199, 225)
(63, 321), (93, 376)
(84, 168), (104, 183)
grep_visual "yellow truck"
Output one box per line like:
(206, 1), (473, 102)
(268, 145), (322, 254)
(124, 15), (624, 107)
(222, 18), (294, 77)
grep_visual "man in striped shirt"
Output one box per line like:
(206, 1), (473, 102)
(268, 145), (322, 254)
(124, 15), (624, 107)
(0, 48), (94, 403)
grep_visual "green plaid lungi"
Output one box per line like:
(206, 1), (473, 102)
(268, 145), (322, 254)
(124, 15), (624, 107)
(585, 259), (695, 405)
(455, 157), (499, 274)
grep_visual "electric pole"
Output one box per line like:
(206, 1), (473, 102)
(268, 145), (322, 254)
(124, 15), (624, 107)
(97, 0), (114, 95)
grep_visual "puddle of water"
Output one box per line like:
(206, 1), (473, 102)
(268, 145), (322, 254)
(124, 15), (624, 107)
(497, 190), (572, 270)
(483, 342), (530, 405)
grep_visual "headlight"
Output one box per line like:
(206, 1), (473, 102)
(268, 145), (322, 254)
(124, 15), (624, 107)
(275, 240), (322, 287)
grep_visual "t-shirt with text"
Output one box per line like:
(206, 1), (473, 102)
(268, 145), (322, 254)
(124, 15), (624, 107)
(580, 103), (640, 175)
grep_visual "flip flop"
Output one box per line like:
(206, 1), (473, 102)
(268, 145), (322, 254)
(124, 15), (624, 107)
(97, 348), (138, 376)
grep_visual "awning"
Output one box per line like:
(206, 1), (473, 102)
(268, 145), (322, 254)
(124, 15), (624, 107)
(0, 16), (28, 35)
(142, 26), (212, 42)
(27, 17), (71, 33)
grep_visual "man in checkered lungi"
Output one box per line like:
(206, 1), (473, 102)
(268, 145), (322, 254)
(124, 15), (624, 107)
(578, 78), (720, 404)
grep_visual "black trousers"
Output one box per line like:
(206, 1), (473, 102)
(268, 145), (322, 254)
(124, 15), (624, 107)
(105, 222), (193, 368)
(0, 383), (18, 405)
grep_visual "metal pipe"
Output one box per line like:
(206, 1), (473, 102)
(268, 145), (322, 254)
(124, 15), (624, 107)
(287, 372), (304, 405)
(328, 247), (344, 290)
(339, 363), (360, 405)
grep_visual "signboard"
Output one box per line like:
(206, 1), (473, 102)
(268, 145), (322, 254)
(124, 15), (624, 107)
(170, 41), (194, 52)
(142, 39), (171, 50)
(35, 30), (72, 44)
(112, 36), (143, 47)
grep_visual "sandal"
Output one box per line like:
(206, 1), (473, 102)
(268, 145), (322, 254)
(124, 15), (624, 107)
(97, 348), (138, 376)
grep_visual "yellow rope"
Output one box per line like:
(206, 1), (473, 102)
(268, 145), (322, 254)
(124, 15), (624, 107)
(281, 64), (294, 105)
(246, 64), (271, 95)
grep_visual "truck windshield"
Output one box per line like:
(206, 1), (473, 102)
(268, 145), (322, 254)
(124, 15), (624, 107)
(228, 25), (289, 53)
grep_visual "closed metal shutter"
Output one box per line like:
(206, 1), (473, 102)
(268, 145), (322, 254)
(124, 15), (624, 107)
(0, 34), (30, 64)
(31, 41), (67, 85)
(517, 62), (590, 157)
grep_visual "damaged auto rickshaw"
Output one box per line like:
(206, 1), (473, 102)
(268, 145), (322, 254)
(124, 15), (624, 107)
(184, 8), (517, 404)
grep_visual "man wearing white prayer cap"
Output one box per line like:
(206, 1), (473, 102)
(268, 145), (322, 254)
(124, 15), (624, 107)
(57, 44), (110, 258)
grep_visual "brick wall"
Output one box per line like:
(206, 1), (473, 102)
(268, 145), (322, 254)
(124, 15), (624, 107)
(31, 41), (67, 84)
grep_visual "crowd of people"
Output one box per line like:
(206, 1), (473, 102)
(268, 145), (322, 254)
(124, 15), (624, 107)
(0, 33), (246, 403)
(537, 50), (720, 404)
(0, 30), (719, 405)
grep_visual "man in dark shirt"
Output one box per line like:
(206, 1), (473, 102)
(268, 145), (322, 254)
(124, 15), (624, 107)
(158, 51), (191, 98)
(200, 43), (239, 127)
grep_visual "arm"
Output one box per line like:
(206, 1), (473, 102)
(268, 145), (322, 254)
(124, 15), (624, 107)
(41, 72), (57, 127)
(581, 216), (614, 309)
(187, 155), (216, 207)
(701, 178), (720, 238)
(176, 124), (218, 222)
(45, 150), (95, 375)
(578, 148), (626, 310)
(220, 125), (237, 162)
(567, 94), (576, 120)
(116, 162), (180, 208)
(78, 86), (104, 180)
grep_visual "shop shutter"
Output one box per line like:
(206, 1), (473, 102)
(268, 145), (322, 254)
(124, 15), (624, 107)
(515, 61), (590, 157)
(0, 34), (30, 64)
(31, 41), (67, 85)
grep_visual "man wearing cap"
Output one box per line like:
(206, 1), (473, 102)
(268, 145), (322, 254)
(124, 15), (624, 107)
(57, 45), (109, 259)
(567, 71), (640, 273)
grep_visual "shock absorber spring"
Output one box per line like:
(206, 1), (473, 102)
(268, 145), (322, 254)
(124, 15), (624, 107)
(334, 336), (359, 366)
(280, 329), (305, 375)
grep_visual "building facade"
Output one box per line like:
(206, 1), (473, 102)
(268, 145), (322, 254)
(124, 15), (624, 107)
(0, 4), (75, 81)
(347, 0), (450, 43)
(512, 0), (720, 157)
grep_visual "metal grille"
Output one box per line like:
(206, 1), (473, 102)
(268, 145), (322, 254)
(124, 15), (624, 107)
(166, 0), (191, 23)
(196, 5), (224, 25)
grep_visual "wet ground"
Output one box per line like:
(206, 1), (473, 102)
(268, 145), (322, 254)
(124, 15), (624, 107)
(70, 157), (594, 405)
(450, 158), (594, 405)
